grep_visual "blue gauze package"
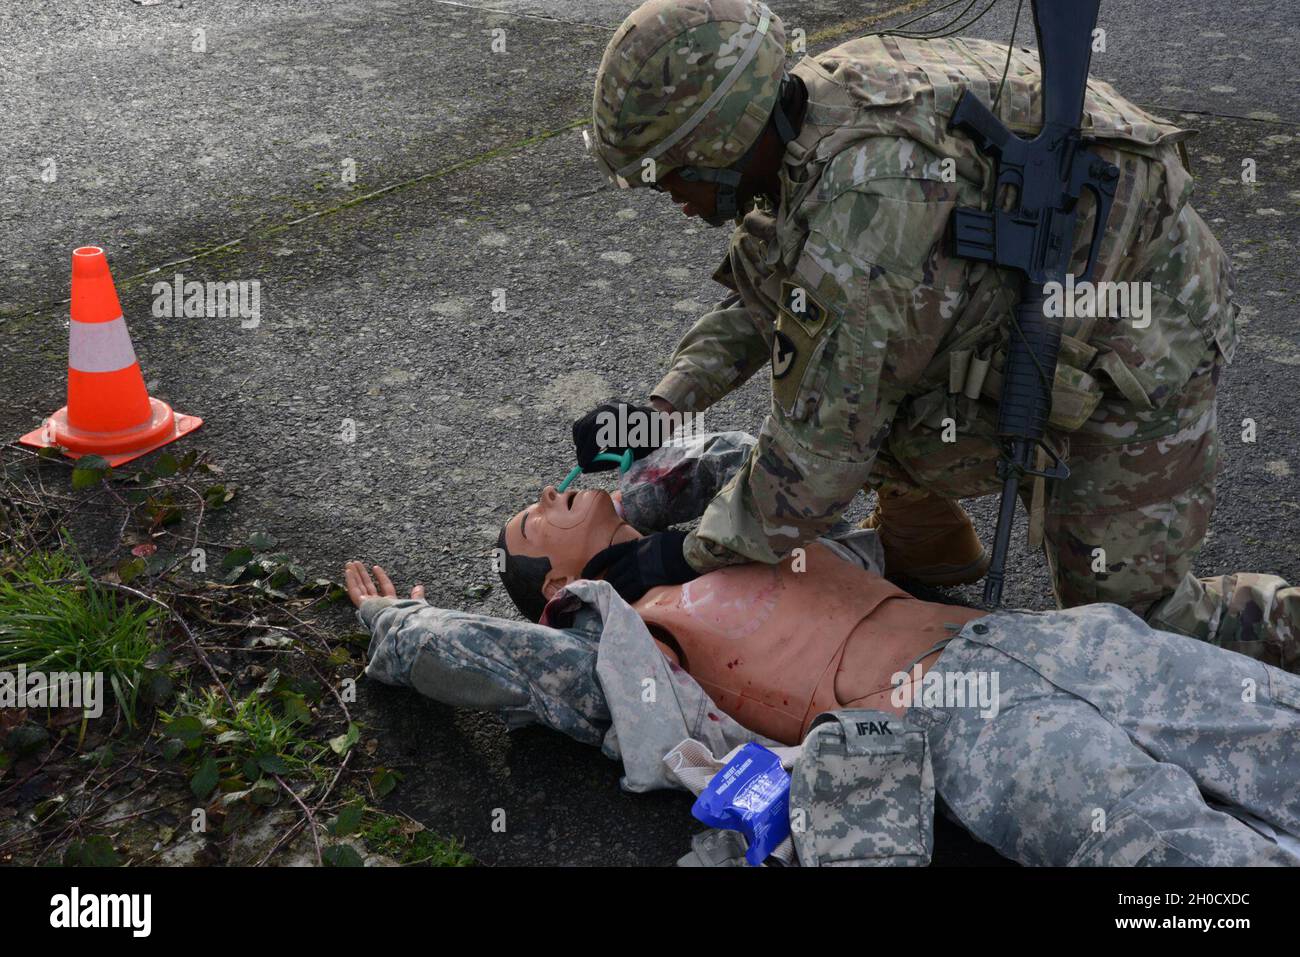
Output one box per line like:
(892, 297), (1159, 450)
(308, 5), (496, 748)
(690, 743), (791, 866)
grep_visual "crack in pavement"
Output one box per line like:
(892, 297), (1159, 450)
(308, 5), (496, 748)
(4, 117), (589, 322)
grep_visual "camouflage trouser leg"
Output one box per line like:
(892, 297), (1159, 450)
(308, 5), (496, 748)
(1043, 351), (1222, 615)
(1148, 572), (1300, 673)
(867, 392), (1002, 502)
(913, 612), (1300, 866)
(872, 349), (1223, 615)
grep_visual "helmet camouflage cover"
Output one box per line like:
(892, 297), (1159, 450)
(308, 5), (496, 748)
(587, 0), (788, 189)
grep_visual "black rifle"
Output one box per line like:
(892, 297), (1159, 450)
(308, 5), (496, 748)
(947, 0), (1120, 606)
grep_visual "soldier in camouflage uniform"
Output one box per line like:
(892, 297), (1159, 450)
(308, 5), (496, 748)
(575, 0), (1239, 626)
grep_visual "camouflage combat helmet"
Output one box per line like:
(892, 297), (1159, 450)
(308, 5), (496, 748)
(585, 0), (794, 222)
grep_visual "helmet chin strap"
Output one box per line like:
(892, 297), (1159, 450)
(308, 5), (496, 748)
(675, 75), (802, 228)
(676, 164), (746, 227)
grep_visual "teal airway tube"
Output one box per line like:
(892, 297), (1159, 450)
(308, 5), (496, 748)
(557, 448), (634, 492)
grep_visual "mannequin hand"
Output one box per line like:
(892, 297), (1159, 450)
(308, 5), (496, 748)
(572, 401), (664, 470)
(344, 561), (426, 608)
(580, 530), (699, 603)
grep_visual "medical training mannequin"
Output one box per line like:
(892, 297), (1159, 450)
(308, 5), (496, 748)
(493, 484), (983, 744)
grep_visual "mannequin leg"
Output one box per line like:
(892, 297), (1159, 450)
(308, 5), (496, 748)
(920, 636), (1297, 865)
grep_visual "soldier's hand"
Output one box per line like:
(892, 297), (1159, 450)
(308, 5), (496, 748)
(580, 530), (699, 603)
(572, 401), (665, 471)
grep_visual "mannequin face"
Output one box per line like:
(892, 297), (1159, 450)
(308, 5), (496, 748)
(504, 486), (640, 600)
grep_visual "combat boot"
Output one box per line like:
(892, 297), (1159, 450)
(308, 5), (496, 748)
(860, 487), (990, 586)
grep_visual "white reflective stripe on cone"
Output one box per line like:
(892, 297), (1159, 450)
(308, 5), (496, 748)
(68, 315), (138, 373)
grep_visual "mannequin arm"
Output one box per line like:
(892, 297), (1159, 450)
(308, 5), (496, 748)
(359, 596), (611, 745)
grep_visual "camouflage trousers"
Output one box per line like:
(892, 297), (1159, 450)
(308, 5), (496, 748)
(912, 606), (1300, 866)
(875, 348), (1225, 616)
(1149, 572), (1300, 673)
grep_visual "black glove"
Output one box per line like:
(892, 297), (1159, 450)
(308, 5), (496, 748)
(581, 530), (699, 602)
(572, 402), (663, 471)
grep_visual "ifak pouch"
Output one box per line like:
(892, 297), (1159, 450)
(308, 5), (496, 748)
(789, 709), (936, 867)
(690, 743), (791, 867)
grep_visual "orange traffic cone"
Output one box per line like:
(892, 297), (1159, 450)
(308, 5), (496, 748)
(19, 246), (202, 467)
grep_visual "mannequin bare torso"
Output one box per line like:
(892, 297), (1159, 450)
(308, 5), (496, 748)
(633, 543), (986, 744)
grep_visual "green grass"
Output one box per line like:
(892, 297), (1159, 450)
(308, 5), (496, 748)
(162, 678), (327, 781)
(360, 811), (473, 867)
(0, 551), (160, 726)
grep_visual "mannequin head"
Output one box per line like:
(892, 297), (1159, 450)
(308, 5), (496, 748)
(497, 486), (641, 620)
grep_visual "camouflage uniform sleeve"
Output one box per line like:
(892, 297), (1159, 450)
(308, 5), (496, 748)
(359, 597), (611, 745)
(651, 293), (772, 414)
(683, 141), (965, 569)
(652, 210), (784, 414)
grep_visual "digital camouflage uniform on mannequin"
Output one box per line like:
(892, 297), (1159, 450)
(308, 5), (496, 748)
(588, 1), (1238, 618)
